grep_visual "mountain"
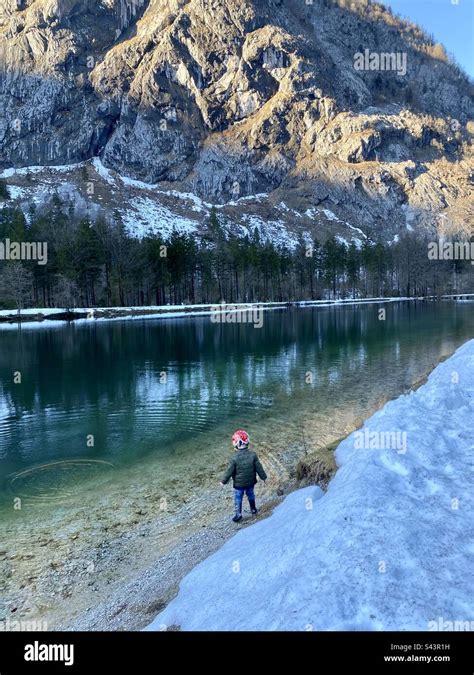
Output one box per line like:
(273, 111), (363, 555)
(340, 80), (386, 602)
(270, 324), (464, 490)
(0, 0), (473, 244)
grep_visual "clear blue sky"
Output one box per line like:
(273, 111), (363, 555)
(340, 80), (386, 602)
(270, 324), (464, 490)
(382, 0), (474, 77)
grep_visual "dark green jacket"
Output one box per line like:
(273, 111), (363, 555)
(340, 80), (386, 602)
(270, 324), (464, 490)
(221, 449), (267, 489)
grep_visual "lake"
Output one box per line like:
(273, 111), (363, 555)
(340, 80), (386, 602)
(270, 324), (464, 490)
(0, 301), (473, 509)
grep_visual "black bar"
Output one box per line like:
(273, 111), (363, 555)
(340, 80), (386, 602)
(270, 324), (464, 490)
(0, 631), (471, 673)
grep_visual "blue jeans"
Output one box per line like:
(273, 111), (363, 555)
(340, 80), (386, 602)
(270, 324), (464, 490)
(234, 486), (255, 514)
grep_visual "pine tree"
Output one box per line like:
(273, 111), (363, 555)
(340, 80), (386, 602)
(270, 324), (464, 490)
(0, 178), (10, 201)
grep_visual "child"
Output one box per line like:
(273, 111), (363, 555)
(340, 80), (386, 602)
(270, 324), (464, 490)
(220, 429), (267, 522)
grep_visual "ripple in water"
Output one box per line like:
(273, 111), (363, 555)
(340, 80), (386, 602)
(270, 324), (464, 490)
(7, 459), (115, 505)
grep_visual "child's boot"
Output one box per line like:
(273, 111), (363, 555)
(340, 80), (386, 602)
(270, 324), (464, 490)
(249, 499), (258, 515)
(232, 512), (242, 523)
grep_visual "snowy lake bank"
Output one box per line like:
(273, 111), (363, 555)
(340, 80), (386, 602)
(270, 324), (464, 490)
(0, 295), (451, 328)
(147, 339), (474, 631)
(1, 303), (473, 631)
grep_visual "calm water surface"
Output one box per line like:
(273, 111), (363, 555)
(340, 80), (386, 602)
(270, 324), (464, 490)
(0, 301), (473, 509)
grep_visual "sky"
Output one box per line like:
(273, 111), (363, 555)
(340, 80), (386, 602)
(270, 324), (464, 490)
(382, 0), (474, 77)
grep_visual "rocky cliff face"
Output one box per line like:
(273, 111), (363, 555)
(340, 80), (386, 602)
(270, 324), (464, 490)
(0, 0), (472, 241)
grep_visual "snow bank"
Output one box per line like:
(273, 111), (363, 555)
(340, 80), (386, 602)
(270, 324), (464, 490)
(146, 340), (474, 631)
(0, 298), (437, 329)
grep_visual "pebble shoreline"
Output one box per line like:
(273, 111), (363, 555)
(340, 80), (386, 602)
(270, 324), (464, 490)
(61, 493), (285, 631)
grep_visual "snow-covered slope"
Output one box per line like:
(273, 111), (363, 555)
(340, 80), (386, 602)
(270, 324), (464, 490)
(0, 160), (366, 249)
(146, 340), (474, 631)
